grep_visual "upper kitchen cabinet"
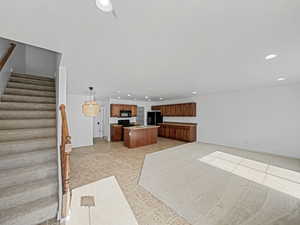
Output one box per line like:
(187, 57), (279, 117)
(111, 104), (120, 117)
(131, 105), (137, 117)
(152, 105), (161, 111)
(151, 102), (196, 117)
(110, 104), (138, 117)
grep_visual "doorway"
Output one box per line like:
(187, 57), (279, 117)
(93, 106), (105, 138)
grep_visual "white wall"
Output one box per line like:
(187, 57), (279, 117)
(0, 38), (26, 95)
(153, 84), (300, 159)
(25, 45), (58, 77)
(1, 36), (57, 96)
(68, 94), (93, 148)
(0, 38), (12, 95)
(12, 43), (26, 73)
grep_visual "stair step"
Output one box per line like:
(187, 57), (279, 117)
(0, 102), (56, 111)
(0, 178), (57, 210)
(5, 88), (55, 97)
(1, 94), (56, 103)
(9, 77), (55, 87)
(0, 110), (56, 119)
(0, 119), (56, 130)
(11, 73), (55, 81)
(0, 149), (56, 170)
(0, 128), (56, 142)
(0, 138), (56, 156)
(7, 82), (56, 92)
(0, 195), (58, 225)
(0, 161), (57, 189)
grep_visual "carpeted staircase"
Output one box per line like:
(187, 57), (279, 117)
(0, 73), (58, 225)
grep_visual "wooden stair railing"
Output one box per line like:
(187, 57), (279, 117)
(59, 104), (72, 219)
(0, 43), (16, 72)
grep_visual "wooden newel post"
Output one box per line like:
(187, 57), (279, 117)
(59, 104), (72, 219)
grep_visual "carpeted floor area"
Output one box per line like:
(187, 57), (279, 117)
(70, 137), (191, 225)
(139, 142), (300, 225)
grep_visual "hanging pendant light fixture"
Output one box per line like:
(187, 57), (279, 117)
(82, 87), (100, 117)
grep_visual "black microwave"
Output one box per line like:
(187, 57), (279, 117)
(120, 110), (132, 117)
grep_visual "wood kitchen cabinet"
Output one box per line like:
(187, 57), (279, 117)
(111, 104), (120, 117)
(158, 122), (197, 142)
(152, 105), (161, 111)
(110, 104), (137, 117)
(111, 125), (123, 141)
(151, 102), (196, 117)
(131, 105), (137, 117)
(123, 126), (159, 148)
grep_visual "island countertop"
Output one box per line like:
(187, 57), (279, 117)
(123, 125), (159, 130)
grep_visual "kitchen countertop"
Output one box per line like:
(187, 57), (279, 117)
(158, 122), (197, 127)
(111, 123), (138, 127)
(123, 125), (159, 130)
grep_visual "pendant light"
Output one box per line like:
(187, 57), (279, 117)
(82, 87), (100, 117)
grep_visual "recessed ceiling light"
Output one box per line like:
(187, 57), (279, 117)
(277, 77), (286, 81)
(145, 96), (148, 99)
(160, 97), (164, 100)
(96, 0), (113, 12)
(117, 96), (120, 99)
(127, 94), (131, 97)
(192, 91), (197, 95)
(265, 54), (277, 60)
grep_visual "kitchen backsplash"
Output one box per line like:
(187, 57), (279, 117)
(109, 117), (137, 124)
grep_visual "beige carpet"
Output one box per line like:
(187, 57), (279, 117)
(139, 143), (300, 225)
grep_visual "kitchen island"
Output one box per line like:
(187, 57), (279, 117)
(123, 126), (159, 148)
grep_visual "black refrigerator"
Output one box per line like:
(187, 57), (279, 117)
(147, 112), (163, 125)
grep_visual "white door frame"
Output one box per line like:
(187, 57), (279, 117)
(93, 106), (105, 138)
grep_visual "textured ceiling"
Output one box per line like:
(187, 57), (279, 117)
(1, 0), (300, 101)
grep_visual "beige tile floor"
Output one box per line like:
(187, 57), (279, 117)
(70, 137), (190, 225)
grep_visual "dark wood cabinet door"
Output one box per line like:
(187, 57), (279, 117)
(185, 103), (196, 116)
(182, 103), (189, 116)
(131, 105), (137, 117)
(152, 105), (161, 111)
(190, 103), (196, 116)
(111, 104), (120, 117)
(165, 126), (170, 137)
(158, 125), (162, 136)
(161, 105), (166, 115)
(159, 124), (196, 142)
(119, 104), (126, 111)
(177, 104), (183, 116)
(169, 127), (176, 139)
(161, 125), (166, 136)
(111, 125), (123, 141)
(152, 103), (196, 117)
(170, 105), (176, 116)
(163, 105), (168, 116)
(111, 104), (138, 117)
